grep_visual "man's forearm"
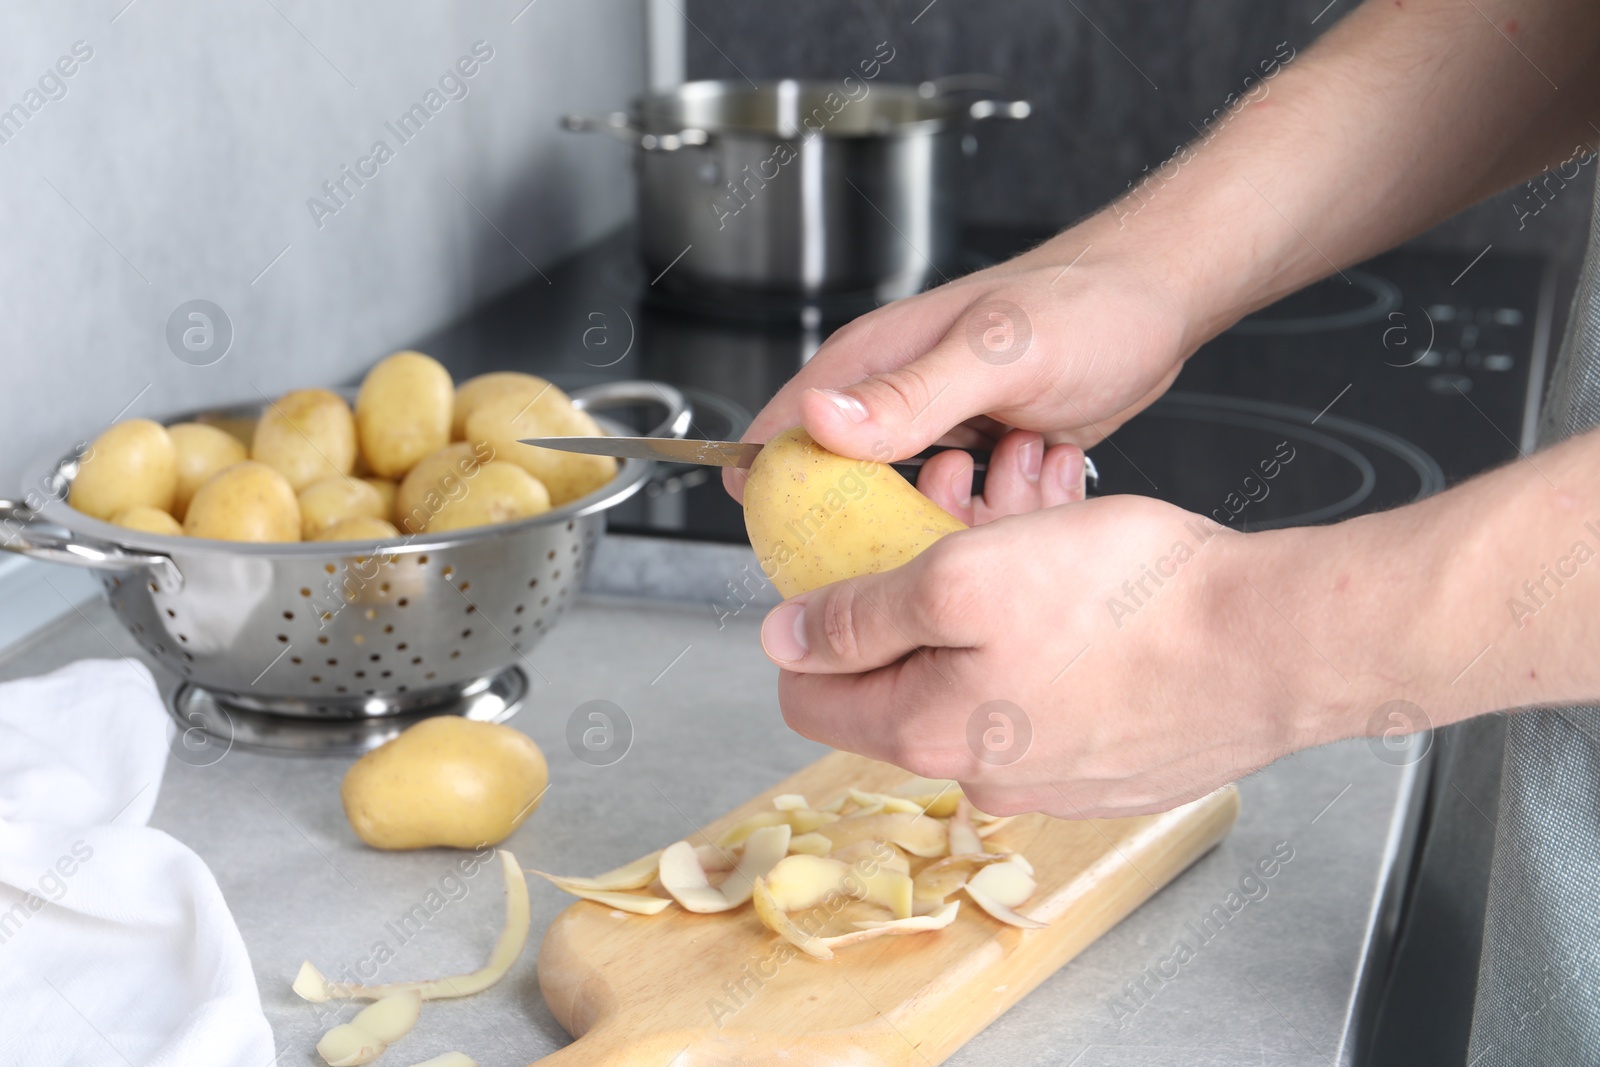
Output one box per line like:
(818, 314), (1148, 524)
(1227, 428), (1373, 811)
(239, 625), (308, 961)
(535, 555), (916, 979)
(1238, 432), (1600, 742)
(1019, 0), (1600, 345)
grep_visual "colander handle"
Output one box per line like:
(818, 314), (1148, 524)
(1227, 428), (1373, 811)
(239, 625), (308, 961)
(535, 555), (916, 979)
(0, 499), (184, 590)
(570, 380), (693, 440)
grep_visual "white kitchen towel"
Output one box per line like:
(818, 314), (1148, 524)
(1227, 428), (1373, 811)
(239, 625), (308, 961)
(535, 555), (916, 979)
(0, 659), (275, 1067)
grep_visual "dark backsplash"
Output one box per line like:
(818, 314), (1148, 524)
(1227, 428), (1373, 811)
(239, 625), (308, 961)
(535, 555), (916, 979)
(684, 0), (1593, 262)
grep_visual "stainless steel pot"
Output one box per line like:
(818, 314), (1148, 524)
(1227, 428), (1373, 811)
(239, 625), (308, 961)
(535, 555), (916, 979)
(0, 381), (689, 753)
(564, 78), (1030, 299)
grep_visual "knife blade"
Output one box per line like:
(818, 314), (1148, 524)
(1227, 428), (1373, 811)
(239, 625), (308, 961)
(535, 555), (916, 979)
(517, 436), (1010, 475)
(518, 435), (1101, 488)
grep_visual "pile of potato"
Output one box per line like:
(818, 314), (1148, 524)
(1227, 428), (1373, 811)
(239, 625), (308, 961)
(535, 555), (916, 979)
(67, 352), (616, 543)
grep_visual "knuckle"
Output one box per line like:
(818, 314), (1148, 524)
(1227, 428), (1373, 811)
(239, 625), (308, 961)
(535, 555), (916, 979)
(909, 540), (985, 634)
(866, 365), (937, 424)
(818, 586), (864, 663)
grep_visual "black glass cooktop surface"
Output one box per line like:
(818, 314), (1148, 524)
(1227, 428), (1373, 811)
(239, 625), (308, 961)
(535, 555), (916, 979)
(414, 228), (1553, 542)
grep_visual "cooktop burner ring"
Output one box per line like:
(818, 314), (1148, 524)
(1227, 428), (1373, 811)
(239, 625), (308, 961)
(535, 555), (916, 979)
(1228, 268), (1402, 336)
(1142, 392), (1446, 528)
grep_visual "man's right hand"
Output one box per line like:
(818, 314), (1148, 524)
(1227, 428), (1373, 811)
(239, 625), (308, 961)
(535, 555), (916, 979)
(724, 226), (1202, 503)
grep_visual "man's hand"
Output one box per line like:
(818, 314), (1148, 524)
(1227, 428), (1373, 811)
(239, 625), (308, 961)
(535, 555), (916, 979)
(755, 496), (1315, 819)
(725, 241), (1198, 503)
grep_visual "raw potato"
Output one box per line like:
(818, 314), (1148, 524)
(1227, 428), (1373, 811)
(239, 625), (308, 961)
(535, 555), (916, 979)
(464, 391), (616, 507)
(314, 516), (400, 542)
(252, 388), (358, 491)
(168, 422), (248, 520)
(395, 442), (487, 533)
(70, 419), (177, 521)
(111, 506), (183, 536)
(452, 371), (558, 440)
(356, 351), (454, 479)
(341, 717), (548, 850)
(182, 461), (301, 542)
(299, 476), (389, 539)
(423, 461), (550, 534)
(743, 426), (967, 597)
(363, 477), (397, 517)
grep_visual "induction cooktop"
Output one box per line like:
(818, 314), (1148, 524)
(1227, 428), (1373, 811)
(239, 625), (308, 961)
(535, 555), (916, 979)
(413, 228), (1555, 541)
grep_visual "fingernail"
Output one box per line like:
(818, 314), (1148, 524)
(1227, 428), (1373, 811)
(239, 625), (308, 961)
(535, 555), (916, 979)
(816, 389), (870, 424)
(761, 602), (809, 663)
(1018, 437), (1042, 482)
(1059, 450), (1085, 495)
(950, 467), (971, 508)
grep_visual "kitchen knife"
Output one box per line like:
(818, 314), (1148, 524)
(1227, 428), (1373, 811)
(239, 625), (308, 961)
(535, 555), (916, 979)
(518, 435), (1100, 486)
(518, 435), (990, 472)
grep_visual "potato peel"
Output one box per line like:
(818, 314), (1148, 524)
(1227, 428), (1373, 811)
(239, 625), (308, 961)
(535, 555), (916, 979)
(528, 849), (662, 892)
(965, 881), (1048, 929)
(661, 824), (791, 913)
(294, 850), (530, 1002)
(528, 874), (672, 915)
(787, 832), (834, 856)
(820, 811), (947, 857)
(716, 808), (838, 848)
(967, 857), (1037, 907)
(948, 798), (983, 856)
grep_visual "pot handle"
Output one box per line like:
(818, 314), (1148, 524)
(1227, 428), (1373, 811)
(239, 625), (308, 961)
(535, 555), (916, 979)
(917, 76), (1032, 121)
(0, 499), (184, 589)
(570, 380), (694, 440)
(560, 112), (711, 153)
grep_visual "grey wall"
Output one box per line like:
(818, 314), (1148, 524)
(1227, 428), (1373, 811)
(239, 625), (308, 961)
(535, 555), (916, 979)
(0, 1), (644, 495)
(682, 0), (1593, 260)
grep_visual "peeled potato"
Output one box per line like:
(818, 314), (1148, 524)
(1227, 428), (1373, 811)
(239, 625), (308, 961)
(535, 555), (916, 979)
(252, 388), (357, 491)
(744, 427), (967, 597)
(394, 442), (486, 534)
(183, 461), (301, 542)
(111, 506), (183, 536)
(465, 393), (615, 507)
(70, 419), (177, 521)
(425, 461), (550, 533)
(452, 372), (558, 440)
(341, 717), (548, 850)
(168, 422), (248, 521)
(356, 351), (454, 479)
(314, 516), (400, 542)
(298, 476), (388, 539)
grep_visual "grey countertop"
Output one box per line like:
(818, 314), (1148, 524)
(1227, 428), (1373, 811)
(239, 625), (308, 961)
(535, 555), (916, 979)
(0, 536), (1420, 1067)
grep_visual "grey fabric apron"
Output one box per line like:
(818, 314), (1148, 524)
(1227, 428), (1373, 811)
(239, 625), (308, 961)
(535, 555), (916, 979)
(1467, 179), (1600, 1064)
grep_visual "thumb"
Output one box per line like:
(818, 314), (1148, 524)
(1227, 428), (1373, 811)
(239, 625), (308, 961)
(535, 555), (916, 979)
(799, 298), (1038, 461)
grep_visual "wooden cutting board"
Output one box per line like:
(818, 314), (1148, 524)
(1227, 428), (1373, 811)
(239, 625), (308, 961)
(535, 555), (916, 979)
(532, 751), (1239, 1066)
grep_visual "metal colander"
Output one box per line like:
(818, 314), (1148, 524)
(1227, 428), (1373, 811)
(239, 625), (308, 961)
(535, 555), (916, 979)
(0, 381), (689, 751)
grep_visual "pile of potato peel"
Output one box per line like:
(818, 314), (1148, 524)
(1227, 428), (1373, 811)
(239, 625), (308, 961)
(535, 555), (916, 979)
(531, 776), (1047, 961)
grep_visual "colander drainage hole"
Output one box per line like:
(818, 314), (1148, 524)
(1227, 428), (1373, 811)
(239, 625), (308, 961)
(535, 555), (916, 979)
(310, 675), (322, 683)
(165, 608), (176, 619)
(514, 605), (524, 615)
(291, 657), (302, 665)
(327, 658), (338, 666)
(282, 610), (294, 620)
(411, 656), (422, 665)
